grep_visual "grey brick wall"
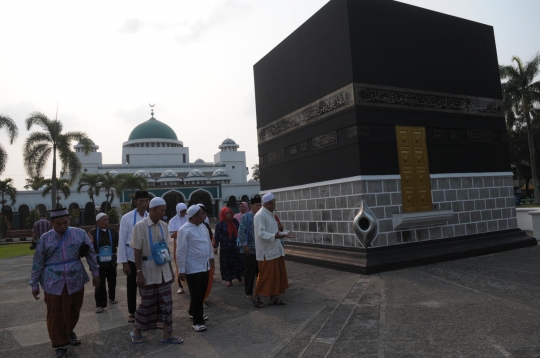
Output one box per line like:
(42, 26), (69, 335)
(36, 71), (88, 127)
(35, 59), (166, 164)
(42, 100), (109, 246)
(274, 175), (516, 248)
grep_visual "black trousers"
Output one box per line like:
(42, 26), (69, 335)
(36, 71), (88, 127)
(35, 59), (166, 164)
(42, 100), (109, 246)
(186, 271), (209, 326)
(95, 265), (117, 308)
(127, 261), (137, 314)
(244, 254), (259, 296)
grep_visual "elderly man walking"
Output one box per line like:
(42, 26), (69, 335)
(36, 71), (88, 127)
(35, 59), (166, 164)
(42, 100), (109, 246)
(254, 193), (296, 306)
(88, 212), (119, 313)
(118, 191), (149, 323)
(129, 197), (182, 344)
(30, 213), (51, 250)
(29, 208), (100, 358)
(238, 195), (264, 307)
(167, 202), (188, 294)
(177, 205), (215, 332)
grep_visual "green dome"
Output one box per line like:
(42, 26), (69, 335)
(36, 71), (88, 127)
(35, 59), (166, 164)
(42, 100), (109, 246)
(128, 117), (178, 141)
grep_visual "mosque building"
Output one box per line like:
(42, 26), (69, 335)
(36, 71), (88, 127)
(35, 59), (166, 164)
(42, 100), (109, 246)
(8, 108), (260, 228)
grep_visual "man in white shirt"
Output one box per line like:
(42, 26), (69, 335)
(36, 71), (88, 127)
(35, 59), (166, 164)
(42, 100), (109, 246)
(167, 202), (188, 294)
(177, 205), (215, 332)
(254, 192), (296, 306)
(129, 197), (182, 344)
(118, 191), (149, 323)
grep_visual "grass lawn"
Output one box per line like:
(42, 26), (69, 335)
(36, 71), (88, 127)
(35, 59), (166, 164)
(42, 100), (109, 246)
(0, 243), (34, 259)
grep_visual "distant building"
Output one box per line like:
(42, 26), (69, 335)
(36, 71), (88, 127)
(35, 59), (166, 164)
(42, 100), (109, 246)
(8, 110), (260, 228)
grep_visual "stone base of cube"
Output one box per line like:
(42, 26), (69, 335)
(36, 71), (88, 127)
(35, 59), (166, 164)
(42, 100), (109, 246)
(283, 229), (536, 274)
(267, 172), (534, 273)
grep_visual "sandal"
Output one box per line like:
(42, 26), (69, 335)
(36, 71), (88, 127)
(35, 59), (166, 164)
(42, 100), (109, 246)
(251, 297), (266, 308)
(130, 331), (143, 344)
(55, 347), (67, 358)
(128, 314), (135, 323)
(95, 307), (104, 313)
(269, 298), (287, 306)
(109, 299), (118, 304)
(69, 331), (81, 345)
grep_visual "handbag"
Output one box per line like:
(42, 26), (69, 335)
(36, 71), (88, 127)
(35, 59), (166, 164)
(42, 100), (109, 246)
(148, 224), (171, 265)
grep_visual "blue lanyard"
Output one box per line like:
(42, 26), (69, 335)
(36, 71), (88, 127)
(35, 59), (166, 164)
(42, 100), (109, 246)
(96, 228), (112, 251)
(134, 210), (148, 226)
(148, 223), (165, 247)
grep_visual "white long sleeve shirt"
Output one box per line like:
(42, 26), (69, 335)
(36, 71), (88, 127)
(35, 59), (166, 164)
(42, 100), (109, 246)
(254, 207), (284, 261)
(117, 209), (148, 263)
(176, 222), (214, 275)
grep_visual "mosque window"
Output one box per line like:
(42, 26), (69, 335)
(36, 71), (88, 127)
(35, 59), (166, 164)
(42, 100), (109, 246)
(84, 169), (87, 172)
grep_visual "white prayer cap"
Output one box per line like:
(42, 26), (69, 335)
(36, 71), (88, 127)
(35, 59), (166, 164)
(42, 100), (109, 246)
(262, 193), (275, 203)
(149, 197), (166, 208)
(96, 213), (107, 222)
(186, 205), (202, 218)
(176, 203), (187, 212)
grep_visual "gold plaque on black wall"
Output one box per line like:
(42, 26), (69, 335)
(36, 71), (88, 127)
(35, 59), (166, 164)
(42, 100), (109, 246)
(395, 126), (433, 213)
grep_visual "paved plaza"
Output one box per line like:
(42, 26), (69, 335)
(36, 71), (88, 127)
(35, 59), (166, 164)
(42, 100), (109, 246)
(1, 244), (540, 357)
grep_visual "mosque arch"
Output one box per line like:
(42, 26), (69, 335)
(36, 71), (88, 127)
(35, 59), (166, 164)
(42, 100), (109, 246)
(18, 204), (30, 229)
(189, 190), (213, 216)
(240, 195), (250, 203)
(163, 190), (186, 221)
(188, 189), (214, 201)
(226, 195), (238, 213)
(2, 205), (13, 224)
(36, 204), (47, 217)
(84, 202), (96, 225)
(101, 201), (111, 215)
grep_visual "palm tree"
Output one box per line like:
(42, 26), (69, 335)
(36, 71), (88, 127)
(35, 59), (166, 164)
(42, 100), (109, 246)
(0, 115), (19, 176)
(115, 173), (148, 202)
(24, 176), (46, 191)
(24, 112), (93, 209)
(0, 178), (17, 236)
(100, 172), (119, 209)
(77, 173), (102, 215)
(500, 53), (540, 203)
(41, 178), (71, 207)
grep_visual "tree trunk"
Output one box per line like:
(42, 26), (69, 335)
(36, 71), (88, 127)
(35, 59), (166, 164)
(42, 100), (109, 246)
(51, 146), (58, 209)
(525, 112), (540, 204)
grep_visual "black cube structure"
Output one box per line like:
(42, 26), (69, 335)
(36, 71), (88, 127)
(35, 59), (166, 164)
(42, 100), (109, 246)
(253, 0), (535, 273)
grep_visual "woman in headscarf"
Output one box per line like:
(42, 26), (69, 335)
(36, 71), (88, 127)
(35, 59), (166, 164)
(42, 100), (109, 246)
(214, 207), (244, 287)
(233, 202), (249, 223)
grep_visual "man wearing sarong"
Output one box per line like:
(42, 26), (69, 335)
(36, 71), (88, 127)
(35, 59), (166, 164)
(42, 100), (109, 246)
(31, 213), (51, 250)
(238, 195), (263, 307)
(88, 213), (119, 313)
(118, 191), (149, 323)
(129, 197), (183, 344)
(177, 205), (215, 332)
(254, 193), (296, 306)
(167, 202), (188, 294)
(29, 208), (100, 358)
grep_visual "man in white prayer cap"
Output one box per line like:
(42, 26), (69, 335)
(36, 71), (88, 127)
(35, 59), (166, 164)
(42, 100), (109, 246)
(177, 205), (215, 332)
(168, 202), (188, 294)
(129, 197), (183, 344)
(254, 193), (296, 306)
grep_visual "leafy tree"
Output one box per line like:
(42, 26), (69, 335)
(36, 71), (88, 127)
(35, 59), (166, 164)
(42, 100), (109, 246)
(77, 173), (102, 215)
(41, 178), (71, 207)
(24, 176), (46, 190)
(24, 112), (93, 209)
(0, 178), (17, 238)
(107, 208), (120, 225)
(251, 163), (260, 182)
(500, 53), (540, 202)
(0, 115), (19, 176)
(115, 173), (148, 201)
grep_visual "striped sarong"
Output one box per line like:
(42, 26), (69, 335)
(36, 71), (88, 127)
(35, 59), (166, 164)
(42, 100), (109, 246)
(135, 281), (173, 333)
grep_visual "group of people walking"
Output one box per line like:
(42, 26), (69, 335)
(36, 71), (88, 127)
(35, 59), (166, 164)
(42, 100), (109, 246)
(29, 190), (294, 357)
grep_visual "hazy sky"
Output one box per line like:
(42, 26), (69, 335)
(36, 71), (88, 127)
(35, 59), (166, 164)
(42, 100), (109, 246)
(1, 0), (539, 190)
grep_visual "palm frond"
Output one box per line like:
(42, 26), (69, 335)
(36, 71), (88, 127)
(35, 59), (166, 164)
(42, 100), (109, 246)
(25, 112), (51, 132)
(0, 114), (19, 144)
(0, 178), (17, 206)
(0, 144), (7, 176)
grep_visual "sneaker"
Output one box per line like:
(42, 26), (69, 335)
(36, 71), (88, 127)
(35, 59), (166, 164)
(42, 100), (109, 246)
(188, 315), (208, 321)
(177, 287), (184, 294)
(192, 324), (207, 332)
